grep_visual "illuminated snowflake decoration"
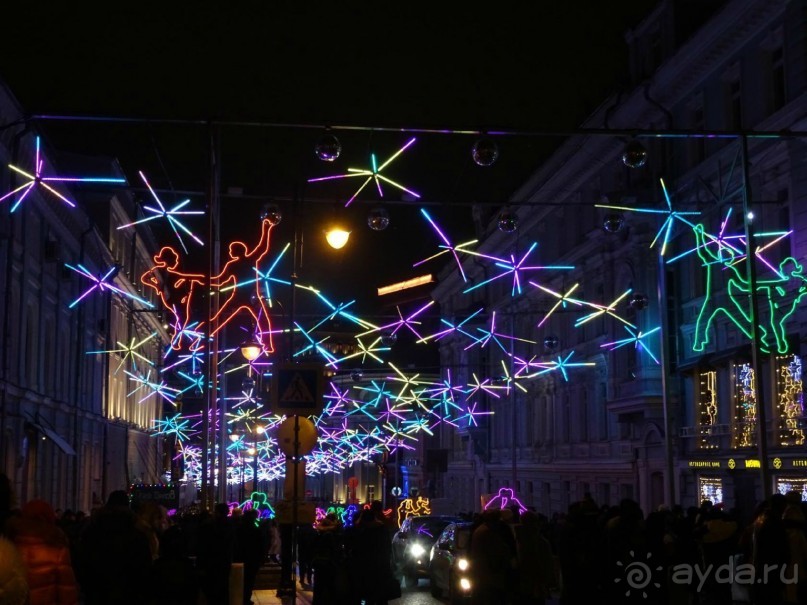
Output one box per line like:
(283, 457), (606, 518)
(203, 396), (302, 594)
(307, 137), (420, 207)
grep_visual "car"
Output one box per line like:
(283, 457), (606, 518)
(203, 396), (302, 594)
(391, 515), (464, 587)
(428, 521), (474, 603)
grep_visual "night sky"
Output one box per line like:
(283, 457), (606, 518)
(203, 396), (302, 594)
(0, 2), (654, 319)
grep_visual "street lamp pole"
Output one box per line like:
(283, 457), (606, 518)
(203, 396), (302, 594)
(657, 253), (676, 506)
(203, 122), (222, 511)
(740, 135), (772, 499)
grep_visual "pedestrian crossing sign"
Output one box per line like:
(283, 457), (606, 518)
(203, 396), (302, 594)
(271, 362), (325, 415)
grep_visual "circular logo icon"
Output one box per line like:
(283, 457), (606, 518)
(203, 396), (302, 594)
(391, 486), (402, 497)
(728, 458), (736, 469)
(773, 457), (782, 469)
(615, 551), (661, 599)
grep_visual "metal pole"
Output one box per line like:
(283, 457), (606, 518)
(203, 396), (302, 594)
(203, 122), (222, 511)
(291, 415), (300, 605)
(740, 135), (772, 499)
(657, 253), (676, 505)
(511, 311), (517, 490)
(217, 369), (228, 503)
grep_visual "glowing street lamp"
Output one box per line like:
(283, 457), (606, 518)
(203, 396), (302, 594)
(325, 226), (350, 250)
(239, 336), (262, 362)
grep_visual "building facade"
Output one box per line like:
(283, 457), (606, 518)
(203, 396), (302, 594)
(0, 81), (169, 512)
(431, 0), (807, 518)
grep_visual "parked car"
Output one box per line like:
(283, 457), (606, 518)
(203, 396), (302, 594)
(391, 515), (464, 587)
(428, 521), (474, 603)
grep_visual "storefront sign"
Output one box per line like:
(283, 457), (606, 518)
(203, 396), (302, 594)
(688, 460), (721, 468)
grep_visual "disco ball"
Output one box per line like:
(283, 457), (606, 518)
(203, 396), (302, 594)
(351, 370), (364, 382)
(603, 214), (625, 233)
(471, 137), (499, 167)
(543, 335), (559, 350)
(380, 331), (397, 347)
(629, 293), (649, 310)
(367, 207), (390, 231)
(622, 140), (647, 169)
(260, 203), (282, 225)
(315, 133), (342, 162)
(497, 209), (518, 233)
(241, 376), (256, 392)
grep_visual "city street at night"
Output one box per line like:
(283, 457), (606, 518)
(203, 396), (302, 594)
(2, 2), (807, 605)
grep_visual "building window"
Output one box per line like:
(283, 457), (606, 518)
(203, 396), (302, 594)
(646, 28), (663, 76)
(726, 78), (742, 131)
(579, 389), (588, 442)
(562, 395), (570, 443)
(699, 477), (723, 504)
(776, 355), (804, 447)
(777, 477), (807, 500)
(732, 362), (757, 448)
(698, 370), (719, 449)
(598, 382), (609, 440)
(770, 46), (786, 112)
(690, 102), (705, 165)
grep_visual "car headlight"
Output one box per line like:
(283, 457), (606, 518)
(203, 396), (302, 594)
(457, 557), (469, 571)
(408, 543), (426, 558)
(459, 577), (472, 591)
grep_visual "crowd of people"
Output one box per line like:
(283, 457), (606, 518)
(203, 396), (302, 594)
(2, 470), (806, 605)
(0, 474), (284, 605)
(461, 491), (807, 605)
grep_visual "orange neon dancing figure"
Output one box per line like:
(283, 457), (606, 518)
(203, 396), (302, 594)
(209, 218), (275, 354)
(142, 219), (276, 354)
(142, 246), (206, 351)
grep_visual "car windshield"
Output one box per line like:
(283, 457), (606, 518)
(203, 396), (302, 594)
(409, 518), (457, 541)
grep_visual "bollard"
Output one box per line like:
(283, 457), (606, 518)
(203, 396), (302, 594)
(230, 561), (244, 605)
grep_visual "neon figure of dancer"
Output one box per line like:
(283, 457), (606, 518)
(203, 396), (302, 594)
(692, 224), (807, 354)
(209, 218), (275, 354)
(141, 246), (206, 351)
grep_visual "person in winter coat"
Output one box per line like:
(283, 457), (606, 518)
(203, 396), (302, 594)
(5, 499), (78, 605)
(76, 490), (153, 605)
(514, 511), (555, 604)
(469, 509), (518, 605)
(0, 535), (28, 605)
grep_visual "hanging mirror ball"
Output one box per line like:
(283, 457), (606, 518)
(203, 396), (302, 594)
(367, 207), (390, 231)
(543, 335), (559, 350)
(629, 293), (649, 310)
(351, 370), (364, 382)
(497, 209), (518, 233)
(315, 133), (342, 162)
(381, 331), (397, 347)
(622, 140), (648, 169)
(241, 376), (256, 392)
(603, 214), (625, 233)
(472, 137), (499, 167)
(261, 203), (282, 225)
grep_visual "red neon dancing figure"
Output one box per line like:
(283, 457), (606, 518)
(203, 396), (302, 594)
(142, 246), (206, 351)
(209, 218), (275, 354)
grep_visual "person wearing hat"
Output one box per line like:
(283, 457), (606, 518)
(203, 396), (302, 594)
(5, 499), (78, 605)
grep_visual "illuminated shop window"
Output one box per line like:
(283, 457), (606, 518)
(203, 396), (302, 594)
(776, 355), (805, 447)
(698, 370), (718, 449)
(776, 477), (807, 501)
(699, 477), (723, 504)
(732, 363), (757, 449)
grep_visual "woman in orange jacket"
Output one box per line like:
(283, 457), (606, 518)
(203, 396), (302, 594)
(5, 499), (78, 605)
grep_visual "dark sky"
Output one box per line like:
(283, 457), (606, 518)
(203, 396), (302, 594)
(0, 2), (654, 318)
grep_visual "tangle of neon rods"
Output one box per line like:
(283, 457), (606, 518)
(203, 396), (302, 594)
(83, 189), (801, 488)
